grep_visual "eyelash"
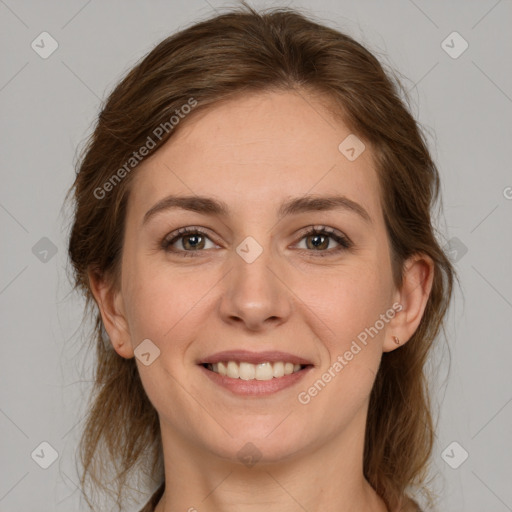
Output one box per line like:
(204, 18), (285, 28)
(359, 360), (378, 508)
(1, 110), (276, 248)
(160, 225), (352, 258)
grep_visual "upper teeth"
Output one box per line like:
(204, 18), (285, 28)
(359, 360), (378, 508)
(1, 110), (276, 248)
(207, 361), (303, 380)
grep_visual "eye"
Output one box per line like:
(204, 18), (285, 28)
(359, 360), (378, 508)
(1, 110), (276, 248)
(161, 227), (218, 257)
(161, 225), (352, 258)
(294, 225), (352, 257)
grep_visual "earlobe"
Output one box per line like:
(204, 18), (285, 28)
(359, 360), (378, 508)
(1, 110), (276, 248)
(383, 254), (434, 353)
(87, 268), (134, 359)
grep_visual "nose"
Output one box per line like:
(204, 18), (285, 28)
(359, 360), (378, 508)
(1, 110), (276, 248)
(218, 240), (293, 332)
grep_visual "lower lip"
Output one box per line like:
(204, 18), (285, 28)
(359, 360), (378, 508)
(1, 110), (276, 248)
(198, 364), (313, 396)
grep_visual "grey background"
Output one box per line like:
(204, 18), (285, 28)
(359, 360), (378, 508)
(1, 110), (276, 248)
(1, 0), (511, 511)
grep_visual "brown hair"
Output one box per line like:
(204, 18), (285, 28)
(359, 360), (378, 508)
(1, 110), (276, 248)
(65, 3), (455, 510)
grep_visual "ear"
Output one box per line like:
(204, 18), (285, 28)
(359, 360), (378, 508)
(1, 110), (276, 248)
(383, 253), (434, 353)
(88, 267), (134, 359)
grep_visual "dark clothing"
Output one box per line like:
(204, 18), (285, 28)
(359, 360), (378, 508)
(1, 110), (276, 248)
(139, 482), (164, 512)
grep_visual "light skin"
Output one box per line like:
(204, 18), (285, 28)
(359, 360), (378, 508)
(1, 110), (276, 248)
(89, 90), (434, 512)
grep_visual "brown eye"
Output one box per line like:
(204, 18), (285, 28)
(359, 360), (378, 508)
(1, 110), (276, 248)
(178, 233), (206, 250)
(296, 226), (352, 256)
(161, 227), (217, 256)
(305, 233), (330, 250)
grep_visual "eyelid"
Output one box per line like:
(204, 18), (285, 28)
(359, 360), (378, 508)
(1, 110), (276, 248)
(294, 224), (349, 241)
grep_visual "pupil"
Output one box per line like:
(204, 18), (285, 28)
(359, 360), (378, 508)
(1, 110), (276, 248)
(310, 234), (326, 249)
(186, 234), (202, 249)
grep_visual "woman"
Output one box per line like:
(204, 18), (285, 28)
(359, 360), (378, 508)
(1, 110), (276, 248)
(66, 3), (455, 511)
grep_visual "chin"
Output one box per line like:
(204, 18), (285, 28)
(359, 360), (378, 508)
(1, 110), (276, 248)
(208, 424), (309, 465)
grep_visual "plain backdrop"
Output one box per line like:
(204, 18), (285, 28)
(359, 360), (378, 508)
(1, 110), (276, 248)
(1, 1), (511, 511)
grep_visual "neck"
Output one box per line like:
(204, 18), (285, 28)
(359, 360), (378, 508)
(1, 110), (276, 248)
(154, 411), (388, 512)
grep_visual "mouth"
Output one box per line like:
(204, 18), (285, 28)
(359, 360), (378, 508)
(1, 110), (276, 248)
(197, 350), (314, 396)
(201, 361), (311, 380)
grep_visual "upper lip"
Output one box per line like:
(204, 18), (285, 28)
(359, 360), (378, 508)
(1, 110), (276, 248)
(199, 350), (314, 366)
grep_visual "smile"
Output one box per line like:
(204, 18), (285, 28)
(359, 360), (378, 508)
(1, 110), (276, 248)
(203, 361), (305, 380)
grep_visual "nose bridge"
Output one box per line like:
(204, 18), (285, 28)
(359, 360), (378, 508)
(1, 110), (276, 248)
(219, 233), (291, 329)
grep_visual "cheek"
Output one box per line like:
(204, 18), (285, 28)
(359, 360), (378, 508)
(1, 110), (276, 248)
(294, 268), (392, 429)
(121, 252), (219, 357)
(121, 252), (185, 345)
(299, 263), (392, 346)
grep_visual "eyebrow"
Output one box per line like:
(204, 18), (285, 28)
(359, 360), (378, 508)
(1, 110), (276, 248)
(142, 193), (372, 225)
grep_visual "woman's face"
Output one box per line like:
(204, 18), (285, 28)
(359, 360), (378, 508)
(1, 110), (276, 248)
(109, 90), (405, 463)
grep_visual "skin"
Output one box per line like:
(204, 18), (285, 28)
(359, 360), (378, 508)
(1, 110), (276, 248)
(90, 89), (433, 512)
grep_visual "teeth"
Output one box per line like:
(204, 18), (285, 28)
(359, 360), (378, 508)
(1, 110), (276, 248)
(273, 361), (285, 378)
(206, 361), (305, 380)
(218, 361), (227, 376)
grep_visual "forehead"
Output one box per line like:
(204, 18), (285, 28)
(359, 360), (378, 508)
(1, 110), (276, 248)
(128, 90), (382, 222)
